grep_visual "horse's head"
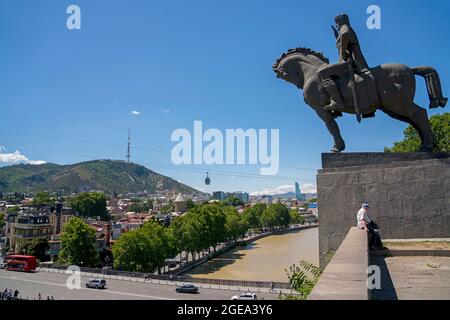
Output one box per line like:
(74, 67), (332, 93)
(273, 47), (329, 89)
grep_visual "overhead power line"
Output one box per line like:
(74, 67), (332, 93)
(4, 129), (319, 183)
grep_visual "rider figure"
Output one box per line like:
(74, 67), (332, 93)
(318, 14), (369, 112)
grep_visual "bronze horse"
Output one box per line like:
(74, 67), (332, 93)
(273, 48), (446, 152)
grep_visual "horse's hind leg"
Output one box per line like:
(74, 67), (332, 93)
(383, 103), (436, 151)
(315, 109), (346, 152)
(410, 103), (436, 151)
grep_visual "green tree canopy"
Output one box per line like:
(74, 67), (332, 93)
(69, 192), (109, 220)
(224, 206), (248, 242)
(0, 212), (6, 229)
(112, 220), (171, 273)
(128, 199), (153, 213)
(384, 112), (450, 152)
(242, 203), (266, 229)
(289, 209), (302, 225)
(32, 191), (54, 207)
(170, 215), (188, 255)
(160, 202), (175, 214)
(19, 238), (49, 261)
(222, 196), (244, 207)
(261, 203), (291, 229)
(185, 198), (196, 210)
(59, 217), (98, 267)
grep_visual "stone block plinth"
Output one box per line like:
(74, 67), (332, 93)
(317, 152), (450, 267)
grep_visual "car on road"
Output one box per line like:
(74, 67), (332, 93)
(175, 284), (199, 294)
(231, 293), (258, 300)
(0, 262), (4, 269)
(85, 279), (107, 289)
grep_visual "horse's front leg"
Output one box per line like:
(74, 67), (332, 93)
(315, 109), (346, 152)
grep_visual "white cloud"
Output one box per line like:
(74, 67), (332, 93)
(161, 108), (170, 114)
(193, 186), (206, 192)
(301, 184), (317, 194)
(250, 184), (316, 196)
(131, 110), (141, 116)
(0, 150), (46, 165)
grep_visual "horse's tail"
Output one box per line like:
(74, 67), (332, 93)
(412, 66), (447, 108)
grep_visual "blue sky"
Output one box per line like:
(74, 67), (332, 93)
(0, 0), (449, 195)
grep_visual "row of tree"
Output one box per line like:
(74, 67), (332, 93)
(112, 203), (248, 273)
(28, 191), (110, 220)
(242, 203), (304, 231)
(112, 202), (305, 273)
(52, 202), (305, 272)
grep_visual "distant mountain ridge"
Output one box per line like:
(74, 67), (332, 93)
(0, 159), (200, 195)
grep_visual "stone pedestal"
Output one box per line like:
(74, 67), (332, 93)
(317, 152), (450, 267)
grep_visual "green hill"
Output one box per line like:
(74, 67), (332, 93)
(0, 160), (200, 195)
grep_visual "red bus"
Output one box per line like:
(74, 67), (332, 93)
(4, 255), (37, 272)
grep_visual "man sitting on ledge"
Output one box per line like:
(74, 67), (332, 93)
(357, 203), (383, 250)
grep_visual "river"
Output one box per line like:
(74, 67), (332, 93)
(185, 227), (319, 282)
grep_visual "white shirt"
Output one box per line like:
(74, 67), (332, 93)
(356, 208), (371, 229)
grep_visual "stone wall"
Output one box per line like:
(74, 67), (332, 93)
(309, 227), (370, 300)
(317, 152), (450, 267)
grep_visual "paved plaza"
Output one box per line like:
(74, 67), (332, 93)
(371, 242), (450, 300)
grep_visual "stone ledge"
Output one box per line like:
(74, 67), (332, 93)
(322, 152), (450, 169)
(309, 227), (369, 300)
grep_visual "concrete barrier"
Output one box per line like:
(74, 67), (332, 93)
(309, 227), (370, 300)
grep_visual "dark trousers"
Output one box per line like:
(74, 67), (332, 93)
(367, 221), (383, 249)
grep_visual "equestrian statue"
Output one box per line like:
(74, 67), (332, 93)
(273, 13), (447, 152)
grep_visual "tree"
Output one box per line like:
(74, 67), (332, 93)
(170, 216), (188, 264)
(19, 238), (49, 262)
(224, 206), (248, 242)
(384, 112), (450, 152)
(298, 214), (305, 225)
(261, 203), (290, 230)
(32, 192), (54, 207)
(69, 192), (109, 220)
(202, 204), (226, 251)
(289, 210), (301, 224)
(222, 196), (244, 207)
(242, 204), (266, 229)
(0, 212), (5, 229)
(59, 217), (98, 267)
(128, 199), (152, 213)
(160, 202), (175, 214)
(112, 220), (170, 273)
(6, 206), (19, 214)
(185, 198), (196, 210)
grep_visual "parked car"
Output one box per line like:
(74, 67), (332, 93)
(168, 261), (177, 268)
(231, 293), (257, 300)
(0, 262), (5, 269)
(85, 279), (107, 289)
(175, 284), (199, 294)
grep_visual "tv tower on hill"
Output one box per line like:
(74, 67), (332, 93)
(126, 129), (131, 163)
